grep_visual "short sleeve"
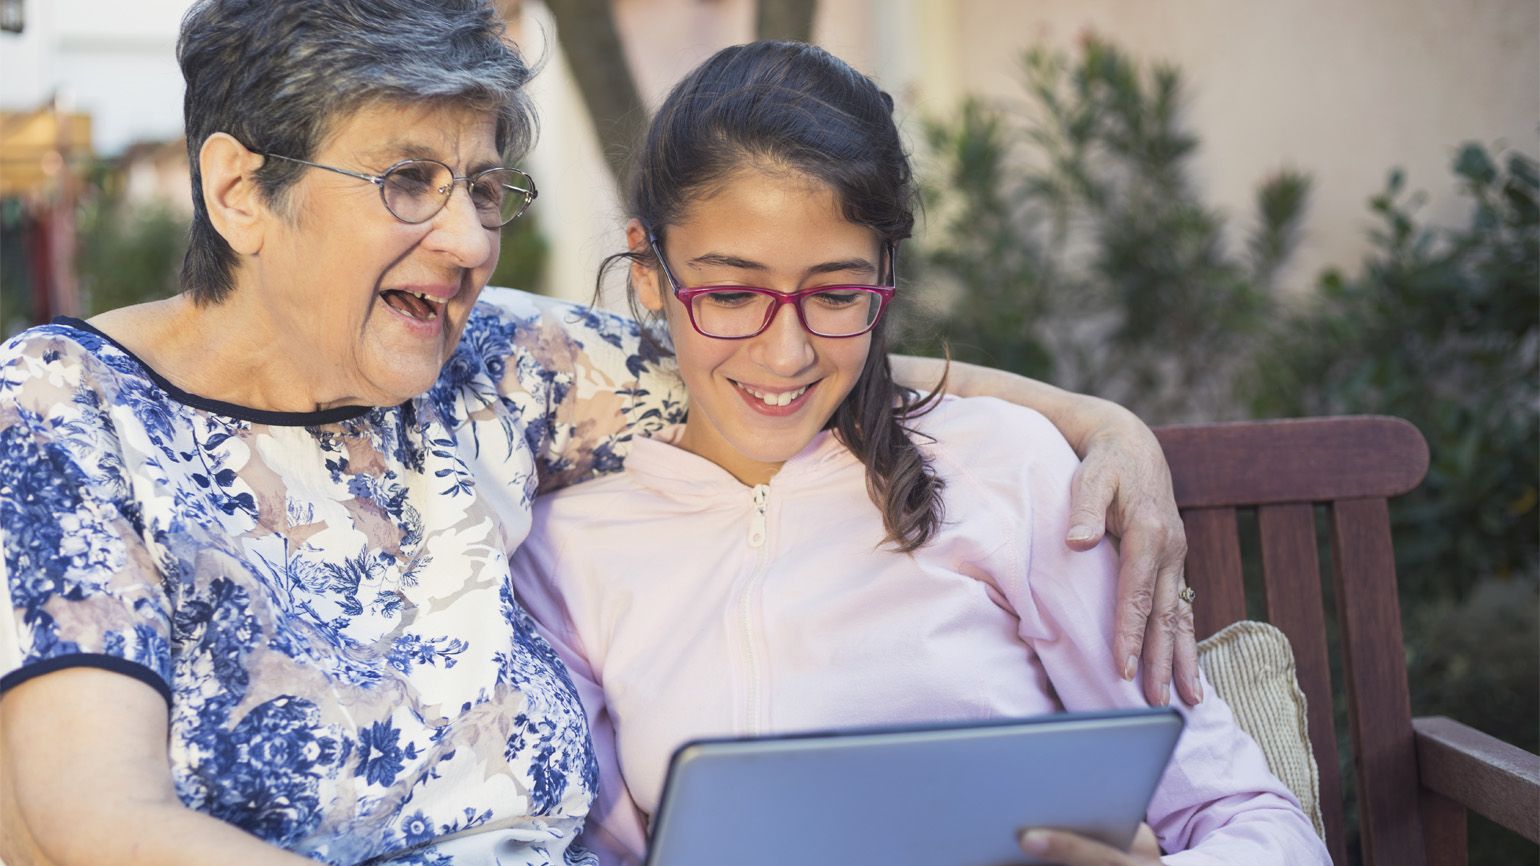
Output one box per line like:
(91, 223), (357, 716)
(470, 288), (686, 494)
(0, 332), (174, 703)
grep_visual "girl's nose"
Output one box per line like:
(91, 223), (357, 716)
(752, 301), (817, 376)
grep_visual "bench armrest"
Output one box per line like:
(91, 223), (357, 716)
(1413, 715), (1540, 843)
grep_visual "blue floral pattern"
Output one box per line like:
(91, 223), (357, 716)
(0, 288), (684, 865)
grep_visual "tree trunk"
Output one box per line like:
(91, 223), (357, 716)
(543, 0), (819, 188)
(544, 0), (648, 186)
(756, 0), (817, 43)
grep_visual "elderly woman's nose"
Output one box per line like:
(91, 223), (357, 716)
(425, 185), (496, 266)
(753, 303), (816, 375)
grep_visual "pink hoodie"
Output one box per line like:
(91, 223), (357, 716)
(513, 395), (1329, 865)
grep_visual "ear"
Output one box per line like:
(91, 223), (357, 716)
(625, 218), (665, 313)
(198, 132), (272, 256)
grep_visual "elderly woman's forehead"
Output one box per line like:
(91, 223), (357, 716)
(318, 100), (502, 159)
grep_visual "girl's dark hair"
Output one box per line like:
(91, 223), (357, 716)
(609, 40), (946, 551)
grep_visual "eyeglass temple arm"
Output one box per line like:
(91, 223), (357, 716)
(261, 152), (383, 186)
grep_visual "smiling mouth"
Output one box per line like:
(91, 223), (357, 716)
(734, 380), (813, 407)
(379, 289), (443, 322)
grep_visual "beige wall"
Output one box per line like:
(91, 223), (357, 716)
(522, 0), (1539, 302)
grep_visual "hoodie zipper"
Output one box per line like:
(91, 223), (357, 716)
(748, 484), (769, 548)
(739, 483), (771, 734)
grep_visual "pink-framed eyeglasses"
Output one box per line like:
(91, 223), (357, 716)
(647, 231), (897, 340)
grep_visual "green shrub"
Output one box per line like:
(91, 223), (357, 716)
(489, 210), (549, 295)
(900, 37), (1310, 423)
(1, 198), (36, 337)
(1251, 145), (1539, 605)
(75, 196), (188, 315)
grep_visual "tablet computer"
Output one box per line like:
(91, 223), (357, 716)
(643, 707), (1183, 866)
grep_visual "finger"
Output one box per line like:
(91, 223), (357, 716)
(1139, 559), (1184, 706)
(1170, 579), (1203, 705)
(1019, 828), (1130, 866)
(1130, 822), (1162, 858)
(1111, 528), (1158, 681)
(1066, 460), (1114, 550)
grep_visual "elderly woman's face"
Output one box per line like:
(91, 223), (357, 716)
(255, 101), (502, 408)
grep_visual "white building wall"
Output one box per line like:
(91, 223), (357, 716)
(0, 0), (189, 155)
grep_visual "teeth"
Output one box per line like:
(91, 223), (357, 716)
(737, 382), (809, 407)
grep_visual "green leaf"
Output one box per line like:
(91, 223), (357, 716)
(1453, 142), (1499, 186)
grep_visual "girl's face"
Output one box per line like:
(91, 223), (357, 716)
(631, 166), (883, 487)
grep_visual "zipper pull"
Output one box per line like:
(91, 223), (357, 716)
(748, 484), (769, 548)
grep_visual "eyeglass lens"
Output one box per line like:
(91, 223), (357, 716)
(380, 160), (535, 228)
(690, 288), (884, 338)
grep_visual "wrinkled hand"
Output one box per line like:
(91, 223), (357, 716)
(1066, 412), (1200, 707)
(1018, 827), (1163, 865)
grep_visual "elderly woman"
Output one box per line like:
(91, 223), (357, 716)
(0, 1), (1193, 864)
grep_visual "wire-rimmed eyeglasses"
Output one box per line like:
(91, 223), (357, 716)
(647, 232), (897, 340)
(260, 153), (538, 229)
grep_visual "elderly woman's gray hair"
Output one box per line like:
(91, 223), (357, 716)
(176, 0), (537, 304)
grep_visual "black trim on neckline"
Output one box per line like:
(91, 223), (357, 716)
(53, 317), (381, 426)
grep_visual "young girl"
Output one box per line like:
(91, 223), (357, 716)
(514, 41), (1329, 866)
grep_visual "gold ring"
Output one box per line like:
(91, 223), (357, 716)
(1178, 585), (1197, 605)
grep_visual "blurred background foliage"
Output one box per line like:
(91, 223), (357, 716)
(0, 198), (35, 336)
(897, 36), (1312, 422)
(74, 191), (187, 316)
(488, 212), (550, 295)
(896, 36), (1537, 866)
(1251, 144), (1538, 603)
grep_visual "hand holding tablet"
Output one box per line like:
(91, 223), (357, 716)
(1019, 825), (1166, 865)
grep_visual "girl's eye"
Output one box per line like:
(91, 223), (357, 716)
(807, 290), (864, 308)
(700, 290), (760, 308)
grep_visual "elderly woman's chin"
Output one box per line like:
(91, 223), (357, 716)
(352, 288), (480, 406)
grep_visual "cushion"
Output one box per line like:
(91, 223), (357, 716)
(1196, 620), (1325, 838)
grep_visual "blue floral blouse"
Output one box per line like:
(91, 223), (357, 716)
(0, 288), (684, 865)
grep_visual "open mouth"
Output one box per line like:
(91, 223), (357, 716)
(734, 380), (813, 408)
(379, 289), (442, 322)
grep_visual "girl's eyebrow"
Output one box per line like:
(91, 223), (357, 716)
(688, 253), (877, 277)
(687, 253), (766, 271)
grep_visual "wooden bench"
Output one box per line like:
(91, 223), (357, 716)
(1156, 415), (1540, 865)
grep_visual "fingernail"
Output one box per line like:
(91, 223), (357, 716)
(1195, 679), (1204, 703)
(1123, 654), (1138, 680)
(1068, 524), (1095, 543)
(1155, 686), (1170, 707)
(1019, 829), (1050, 854)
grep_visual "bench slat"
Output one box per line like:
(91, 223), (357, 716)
(1181, 507), (1246, 638)
(1258, 503), (1348, 866)
(1158, 417), (1428, 508)
(1331, 498), (1425, 866)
